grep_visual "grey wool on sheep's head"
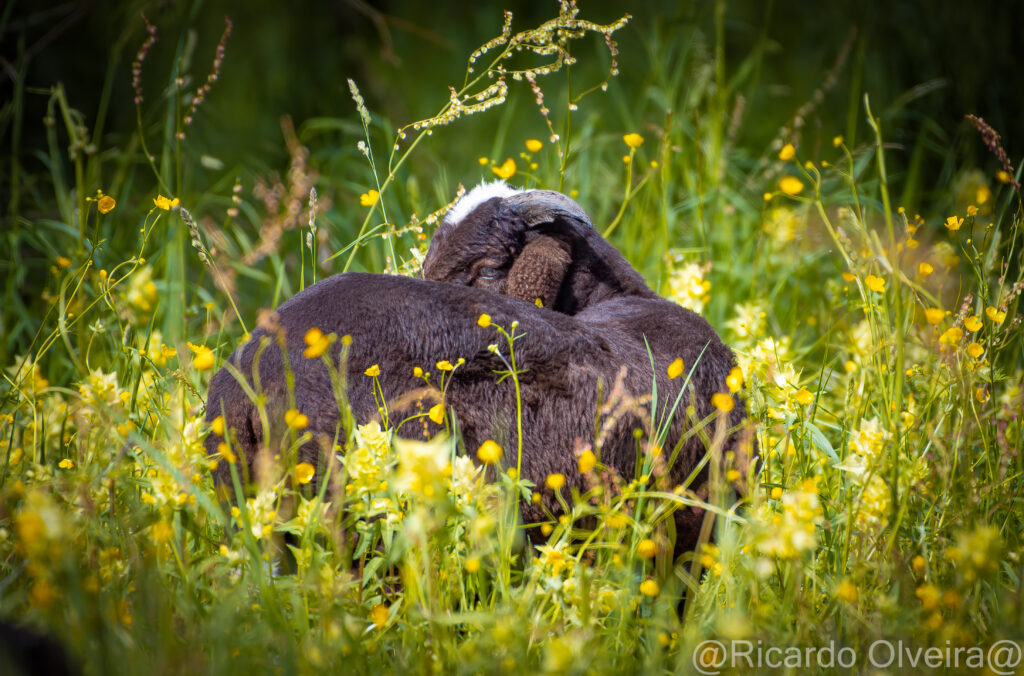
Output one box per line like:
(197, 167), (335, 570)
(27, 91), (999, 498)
(423, 180), (655, 313)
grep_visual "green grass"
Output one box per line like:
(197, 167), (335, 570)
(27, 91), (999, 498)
(1, 2), (1022, 674)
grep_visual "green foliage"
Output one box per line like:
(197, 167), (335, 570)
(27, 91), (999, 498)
(1, 1), (1023, 674)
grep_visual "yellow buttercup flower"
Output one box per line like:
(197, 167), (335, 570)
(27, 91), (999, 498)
(303, 327), (331, 359)
(284, 409), (309, 430)
(359, 189), (379, 207)
(153, 195), (180, 210)
(622, 133), (644, 148)
(924, 308), (945, 325)
(864, 275), (885, 293)
(726, 366), (744, 393)
(476, 439), (502, 465)
(465, 557), (481, 573)
(98, 195), (116, 214)
(939, 327), (963, 346)
(58, 458), (74, 469)
(577, 448), (596, 474)
(545, 473), (566, 490)
(778, 176), (804, 195)
(294, 462), (315, 485)
(711, 392), (734, 412)
(637, 539), (657, 559)
(639, 578), (659, 597)
(944, 215), (964, 231)
(985, 306), (1006, 324)
(966, 205), (978, 216)
(778, 143), (795, 161)
(436, 360), (454, 372)
(836, 580), (858, 604)
(428, 403), (445, 425)
(964, 315), (982, 332)
(492, 158), (516, 180)
(525, 139), (543, 153)
(918, 262), (933, 277)
(832, 135), (844, 147)
(795, 388), (814, 406)
(370, 604), (389, 628)
(211, 416), (225, 437)
(187, 342), (215, 371)
(966, 342), (984, 359)
(477, 313), (492, 328)
(667, 357), (684, 380)
(478, 156), (489, 166)
(364, 364), (381, 377)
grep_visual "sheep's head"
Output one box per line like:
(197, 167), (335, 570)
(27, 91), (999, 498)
(423, 182), (654, 313)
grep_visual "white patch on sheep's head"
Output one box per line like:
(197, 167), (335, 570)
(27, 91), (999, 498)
(443, 180), (527, 226)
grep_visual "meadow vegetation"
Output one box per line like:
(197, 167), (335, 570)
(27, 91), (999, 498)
(1, 1), (1022, 673)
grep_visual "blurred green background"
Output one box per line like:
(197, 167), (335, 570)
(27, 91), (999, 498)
(5, 0), (1020, 178)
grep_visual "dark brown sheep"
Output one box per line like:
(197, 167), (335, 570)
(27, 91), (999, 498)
(204, 184), (754, 555)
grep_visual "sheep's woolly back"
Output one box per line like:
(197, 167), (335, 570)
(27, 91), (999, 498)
(444, 180), (527, 226)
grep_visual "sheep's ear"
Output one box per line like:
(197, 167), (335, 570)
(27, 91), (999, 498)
(505, 235), (571, 309)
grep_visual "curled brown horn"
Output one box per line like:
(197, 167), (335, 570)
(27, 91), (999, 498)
(504, 190), (593, 228)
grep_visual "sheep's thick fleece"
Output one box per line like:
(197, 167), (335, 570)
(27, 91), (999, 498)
(205, 187), (754, 554)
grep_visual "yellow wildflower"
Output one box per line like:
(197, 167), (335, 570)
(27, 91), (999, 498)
(56, 256), (72, 268)
(545, 473), (566, 490)
(966, 205), (978, 216)
(492, 158), (516, 180)
(944, 215), (963, 231)
(295, 462), (315, 485)
(478, 156), (489, 165)
(477, 313), (492, 328)
(964, 316), (982, 332)
(284, 409), (309, 430)
(370, 604), (389, 628)
(622, 133), (644, 148)
(476, 439), (502, 465)
(637, 539), (657, 559)
(187, 342), (215, 371)
(841, 272), (856, 282)
(428, 403), (445, 425)
(939, 327), (963, 346)
(525, 139), (543, 153)
(836, 580), (858, 604)
(465, 557), (481, 573)
(304, 328), (330, 359)
(864, 275), (885, 293)
(985, 306), (1006, 324)
(436, 360), (454, 371)
(413, 366), (424, 378)
(912, 555), (926, 573)
(966, 342), (984, 359)
(711, 392), (734, 412)
(778, 143), (795, 161)
(977, 184), (992, 204)
(995, 170), (1012, 184)
(359, 189), (379, 207)
(918, 262), (933, 277)
(832, 135), (843, 147)
(667, 357), (684, 380)
(153, 195), (179, 210)
(98, 195), (116, 214)
(58, 458), (74, 469)
(577, 448), (596, 474)
(795, 388), (814, 406)
(778, 176), (804, 195)
(924, 308), (945, 325)
(605, 512), (628, 529)
(726, 366), (743, 393)
(211, 415), (225, 437)
(364, 364), (381, 377)
(639, 578), (659, 597)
